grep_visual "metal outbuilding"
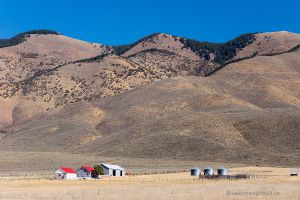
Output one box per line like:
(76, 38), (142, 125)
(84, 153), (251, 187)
(101, 163), (125, 176)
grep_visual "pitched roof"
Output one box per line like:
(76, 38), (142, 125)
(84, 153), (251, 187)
(101, 163), (125, 170)
(82, 166), (94, 172)
(59, 167), (76, 174)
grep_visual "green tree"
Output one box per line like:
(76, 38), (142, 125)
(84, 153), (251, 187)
(92, 165), (104, 178)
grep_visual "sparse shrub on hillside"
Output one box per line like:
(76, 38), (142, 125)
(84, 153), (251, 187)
(20, 52), (39, 59)
(112, 33), (161, 55)
(127, 48), (176, 58)
(73, 53), (109, 63)
(0, 30), (59, 48)
(261, 44), (300, 56)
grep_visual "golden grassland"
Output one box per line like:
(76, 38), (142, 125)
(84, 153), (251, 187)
(0, 167), (299, 200)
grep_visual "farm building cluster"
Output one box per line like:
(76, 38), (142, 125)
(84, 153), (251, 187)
(54, 163), (125, 180)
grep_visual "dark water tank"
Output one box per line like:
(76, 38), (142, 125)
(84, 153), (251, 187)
(204, 167), (214, 176)
(217, 167), (228, 176)
(191, 167), (200, 176)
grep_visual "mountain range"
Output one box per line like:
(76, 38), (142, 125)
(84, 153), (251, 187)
(0, 30), (299, 166)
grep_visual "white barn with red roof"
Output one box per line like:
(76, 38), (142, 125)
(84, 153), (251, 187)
(76, 166), (94, 179)
(54, 167), (77, 180)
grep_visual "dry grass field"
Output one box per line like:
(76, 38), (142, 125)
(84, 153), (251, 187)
(0, 150), (246, 176)
(0, 167), (299, 200)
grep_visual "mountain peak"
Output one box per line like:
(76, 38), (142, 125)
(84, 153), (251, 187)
(21, 29), (60, 36)
(0, 29), (60, 49)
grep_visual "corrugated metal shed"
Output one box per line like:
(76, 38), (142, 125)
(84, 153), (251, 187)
(101, 163), (125, 176)
(101, 163), (125, 171)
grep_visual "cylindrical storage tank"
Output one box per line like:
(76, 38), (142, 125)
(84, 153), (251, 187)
(217, 167), (228, 176)
(204, 167), (214, 176)
(190, 167), (200, 176)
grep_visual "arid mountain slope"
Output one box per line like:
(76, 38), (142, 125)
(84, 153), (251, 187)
(0, 30), (299, 166)
(1, 31), (300, 129)
(0, 32), (110, 127)
(236, 31), (300, 58)
(0, 33), (109, 82)
(1, 47), (299, 166)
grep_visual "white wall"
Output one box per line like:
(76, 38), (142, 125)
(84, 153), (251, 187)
(54, 173), (64, 179)
(65, 173), (77, 180)
(103, 168), (124, 176)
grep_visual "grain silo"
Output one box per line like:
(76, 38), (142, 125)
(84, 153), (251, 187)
(217, 167), (228, 176)
(190, 167), (200, 176)
(204, 167), (214, 176)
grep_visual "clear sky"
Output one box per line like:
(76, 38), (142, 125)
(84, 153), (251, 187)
(0, 0), (299, 45)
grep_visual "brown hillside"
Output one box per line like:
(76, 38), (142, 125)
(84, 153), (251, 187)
(0, 33), (110, 127)
(2, 31), (299, 128)
(0, 31), (299, 168)
(1, 47), (299, 166)
(236, 31), (300, 58)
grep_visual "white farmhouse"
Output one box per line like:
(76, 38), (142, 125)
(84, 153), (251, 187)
(101, 163), (125, 176)
(76, 166), (94, 179)
(54, 167), (77, 180)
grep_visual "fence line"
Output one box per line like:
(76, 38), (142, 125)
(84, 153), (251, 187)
(0, 174), (292, 183)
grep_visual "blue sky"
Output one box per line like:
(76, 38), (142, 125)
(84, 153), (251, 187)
(0, 0), (299, 45)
